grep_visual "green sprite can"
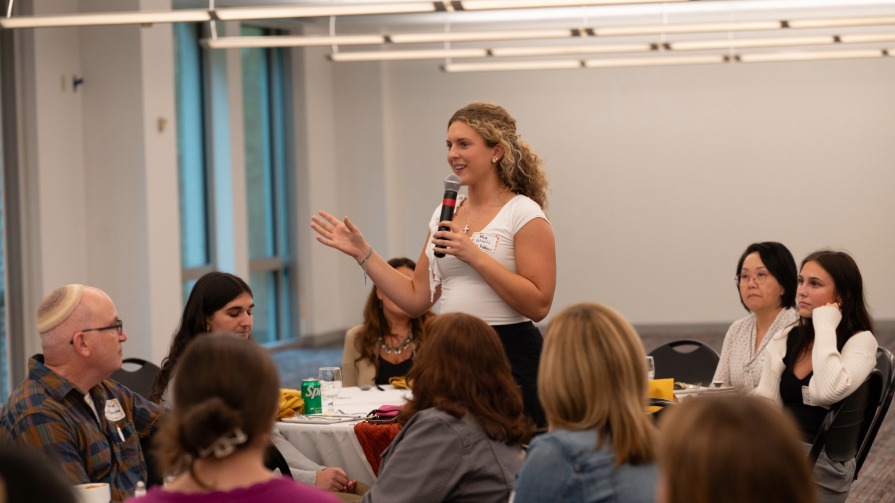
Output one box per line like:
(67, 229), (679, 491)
(302, 378), (322, 415)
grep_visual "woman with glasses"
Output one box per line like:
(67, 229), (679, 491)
(754, 250), (877, 503)
(712, 242), (799, 390)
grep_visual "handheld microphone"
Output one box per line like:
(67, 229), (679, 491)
(434, 174), (461, 258)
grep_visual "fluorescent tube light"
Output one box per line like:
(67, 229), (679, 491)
(443, 60), (582, 72)
(838, 33), (895, 44)
(787, 16), (895, 29)
(595, 20), (781, 37)
(739, 49), (885, 63)
(672, 35), (833, 51)
(460, 0), (685, 10)
(491, 43), (653, 57)
(202, 34), (387, 49)
(584, 54), (724, 67)
(329, 48), (488, 62)
(390, 29), (572, 44)
(213, 3), (435, 21)
(0, 9), (210, 29)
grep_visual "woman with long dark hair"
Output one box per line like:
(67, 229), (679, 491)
(341, 257), (434, 387)
(754, 250), (877, 503)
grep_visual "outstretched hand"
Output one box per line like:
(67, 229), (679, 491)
(311, 210), (370, 261)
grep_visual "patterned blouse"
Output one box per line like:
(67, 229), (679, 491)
(712, 308), (798, 390)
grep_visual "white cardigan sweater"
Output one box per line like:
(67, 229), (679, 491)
(753, 305), (877, 409)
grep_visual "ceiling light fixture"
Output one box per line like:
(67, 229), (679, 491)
(329, 48), (488, 62)
(0, 9), (210, 29)
(202, 34), (386, 49)
(443, 60), (583, 72)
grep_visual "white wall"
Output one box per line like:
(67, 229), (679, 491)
(16, 10), (895, 370)
(323, 57), (895, 325)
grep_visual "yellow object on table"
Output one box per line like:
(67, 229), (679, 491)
(388, 376), (408, 389)
(647, 378), (675, 414)
(278, 388), (304, 419)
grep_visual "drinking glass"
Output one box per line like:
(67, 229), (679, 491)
(646, 356), (655, 380)
(318, 367), (343, 414)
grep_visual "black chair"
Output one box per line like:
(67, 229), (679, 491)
(111, 357), (161, 399)
(264, 443), (293, 478)
(648, 340), (720, 385)
(808, 370), (880, 469)
(853, 347), (895, 478)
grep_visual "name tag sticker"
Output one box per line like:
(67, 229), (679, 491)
(471, 232), (500, 254)
(104, 398), (126, 422)
(801, 385), (812, 406)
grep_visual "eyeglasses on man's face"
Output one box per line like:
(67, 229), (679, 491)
(735, 272), (771, 286)
(70, 319), (124, 345)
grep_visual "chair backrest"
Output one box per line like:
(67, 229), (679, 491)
(854, 347), (895, 478)
(648, 339), (720, 385)
(110, 357), (161, 400)
(809, 370), (880, 466)
(264, 443), (293, 478)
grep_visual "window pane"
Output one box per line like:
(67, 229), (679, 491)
(174, 23), (210, 270)
(242, 26), (276, 261)
(249, 271), (275, 344)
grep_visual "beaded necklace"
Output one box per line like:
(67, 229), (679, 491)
(379, 332), (414, 355)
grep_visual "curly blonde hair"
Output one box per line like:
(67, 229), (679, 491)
(449, 102), (549, 209)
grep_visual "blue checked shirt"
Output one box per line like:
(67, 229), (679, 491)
(0, 355), (163, 502)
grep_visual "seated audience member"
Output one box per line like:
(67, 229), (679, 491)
(150, 271), (350, 492)
(0, 284), (163, 502)
(754, 250), (877, 503)
(713, 242), (799, 390)
(657, 395), (816, 503)
(341, 257), (434, 387)
(361, 313), (531, 503)
(513, 302), (658, 503)
(132, 334), (338, 503)
(0, 444), (78, 503)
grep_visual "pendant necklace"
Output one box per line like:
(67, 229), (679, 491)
(380, 332), (413, 355)
(460, 190), (505, 235)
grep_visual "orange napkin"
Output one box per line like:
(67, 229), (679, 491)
(278, 388), (304, 419)
(647, 378), (675, 414)
(388, 376), (408, 389)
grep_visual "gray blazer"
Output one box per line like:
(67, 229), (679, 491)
(361, 408), (524, 503)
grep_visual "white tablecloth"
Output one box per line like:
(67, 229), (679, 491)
(277, 385), (410, 485)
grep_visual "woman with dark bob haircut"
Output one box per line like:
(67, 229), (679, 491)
(755, 250), (877, 503)
(360, 313), (531, 503)
(713, 242), (799, 390)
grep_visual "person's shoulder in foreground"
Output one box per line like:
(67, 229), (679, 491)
(131, 477), (340, 502)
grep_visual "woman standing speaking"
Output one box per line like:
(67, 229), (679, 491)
(312, 102), (555, 426)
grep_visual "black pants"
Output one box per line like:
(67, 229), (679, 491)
(492, 321), (546, 428)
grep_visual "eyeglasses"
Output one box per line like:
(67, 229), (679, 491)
(735, 272), (771, 286)
(70, 319), (124, 345)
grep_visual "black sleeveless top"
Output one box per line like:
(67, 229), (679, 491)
(376, 357), (414, 386)
(781, 329), (828, 441)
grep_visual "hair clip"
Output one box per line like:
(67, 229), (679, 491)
(198, 428), (248, 459)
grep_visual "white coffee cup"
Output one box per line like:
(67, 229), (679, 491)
(73, 482), (111, 503)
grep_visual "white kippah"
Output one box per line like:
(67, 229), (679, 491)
(37, 284), (85, 333)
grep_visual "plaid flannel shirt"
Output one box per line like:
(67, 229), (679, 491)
(0, 355), (163, 503)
